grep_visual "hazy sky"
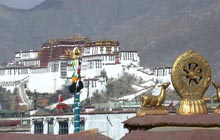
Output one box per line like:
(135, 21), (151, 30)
(0, 0), (45, 9)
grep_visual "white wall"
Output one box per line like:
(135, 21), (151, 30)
(104, 64), (124, 79)
(30, 112), (136, 140)
(83, 113), (135, 140)
(28, 72), (65, 93)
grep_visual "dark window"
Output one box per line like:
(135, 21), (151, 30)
(48, 121), (54, 134)
(34, 122), (43, 134)
(80, 120), (85, 132)
(59, 121), (68, 135)
(51, 63), (59, 72)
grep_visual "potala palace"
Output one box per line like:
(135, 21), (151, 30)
(0, 36), (171, 103)
(0, 36), (173, 140)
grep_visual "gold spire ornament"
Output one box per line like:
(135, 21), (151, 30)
(171, 50), (211, 115)
(141, 82), (170, 107)
(136, 82), (170, 117)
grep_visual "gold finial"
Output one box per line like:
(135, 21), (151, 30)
(64, 49), (73, 58)
(136, 82), (170, 117)
(141, 82), (170, 107)
(73, 47), (81, 59)
(48, 39), (56, 45)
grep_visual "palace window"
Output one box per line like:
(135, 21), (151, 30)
(34, 122), (43, 134)
(93, 81), (96, 88)
(108, 56), (114, 61)
(84, 48), (90, 55)
(100, 47), (103, 54)
(91, 81), (94, 88)
(95, 61), (102, 69)
(80, 120), (85, 132)
(123, 53), (127, 60)
(48, 121), (54, 134)
(131, 53), (134, 60)
(128, 53), (131, 60)
(21, 69), (28, 74)
(91, 81), (96, 88)
(51, 63), (59, 72)
(59, 121), (68, 135)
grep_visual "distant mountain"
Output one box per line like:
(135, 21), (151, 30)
(0, 0), (45, 10)
(1, 0), (220, 81)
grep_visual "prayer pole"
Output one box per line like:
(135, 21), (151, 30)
(70, 47), (83, 132)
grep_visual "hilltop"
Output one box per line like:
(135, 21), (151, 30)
(0, 0), (220, 80)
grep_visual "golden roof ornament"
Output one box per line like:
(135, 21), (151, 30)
(212, 82), (220, 114)
(64, 49), (73, 58)
(48, 39), (56, 45)
(171, 49), (211, 115)
(136, 82), (170, 117)
(141, 82), (170, 107)
(71, 35), (81, 40)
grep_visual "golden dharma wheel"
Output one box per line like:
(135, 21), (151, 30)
(171, 50), (211, 115)
(171, 50), (211, 98)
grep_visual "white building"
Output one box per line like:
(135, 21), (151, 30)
(0, 36), (174, 107)
(0, 38), (140, 98)
(30, 111), (136, 140)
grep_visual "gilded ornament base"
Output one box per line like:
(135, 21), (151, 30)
(177, 99), (207, 115)
(136, 106), (168, 117)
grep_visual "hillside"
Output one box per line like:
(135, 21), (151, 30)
(0, 0), (220, 81)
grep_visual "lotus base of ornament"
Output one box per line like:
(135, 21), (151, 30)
(177, 99), (207, 115)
